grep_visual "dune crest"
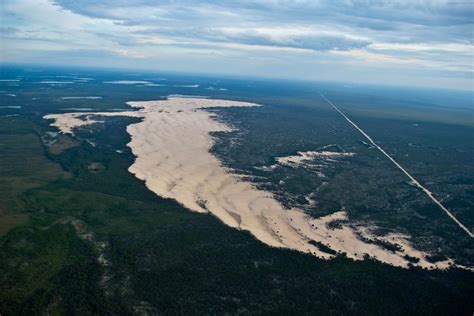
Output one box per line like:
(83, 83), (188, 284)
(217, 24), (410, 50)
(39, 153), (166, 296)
(44, 97), (462, 270)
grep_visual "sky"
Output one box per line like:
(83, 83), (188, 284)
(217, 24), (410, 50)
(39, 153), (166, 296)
(1, 0), (473, 90)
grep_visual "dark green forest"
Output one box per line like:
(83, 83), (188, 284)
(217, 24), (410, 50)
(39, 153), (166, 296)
(1, 66), (473, 315)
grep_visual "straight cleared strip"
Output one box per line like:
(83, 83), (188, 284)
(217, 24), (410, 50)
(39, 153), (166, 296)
(320, 93), (473, 238)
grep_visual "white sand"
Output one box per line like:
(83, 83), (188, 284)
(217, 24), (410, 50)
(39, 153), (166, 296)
(277, 150), (354, 167)
(43, 97), (469, 270)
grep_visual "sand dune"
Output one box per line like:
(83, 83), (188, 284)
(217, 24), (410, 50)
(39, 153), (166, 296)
(43, 97), (466, 270)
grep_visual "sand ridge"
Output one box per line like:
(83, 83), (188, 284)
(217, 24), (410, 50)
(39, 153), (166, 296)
(43, 97), (467, 270)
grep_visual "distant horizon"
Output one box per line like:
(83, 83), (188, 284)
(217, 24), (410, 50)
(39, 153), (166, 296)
(1, 0), (473, 91)
(2, 62), (473, 94)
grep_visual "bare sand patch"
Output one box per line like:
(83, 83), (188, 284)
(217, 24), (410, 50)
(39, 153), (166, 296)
(43, 97), (468, 270)
(276, 150), (355, 167)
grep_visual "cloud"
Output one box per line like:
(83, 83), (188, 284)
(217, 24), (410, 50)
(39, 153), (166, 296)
(137, 26), (372, 51)
(50, 1), (473, 33)
(369, 42), (474, 54)
(1, 0), (472, 89)
(48, 0), (473, 48)
(196, 27), (372, 51)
